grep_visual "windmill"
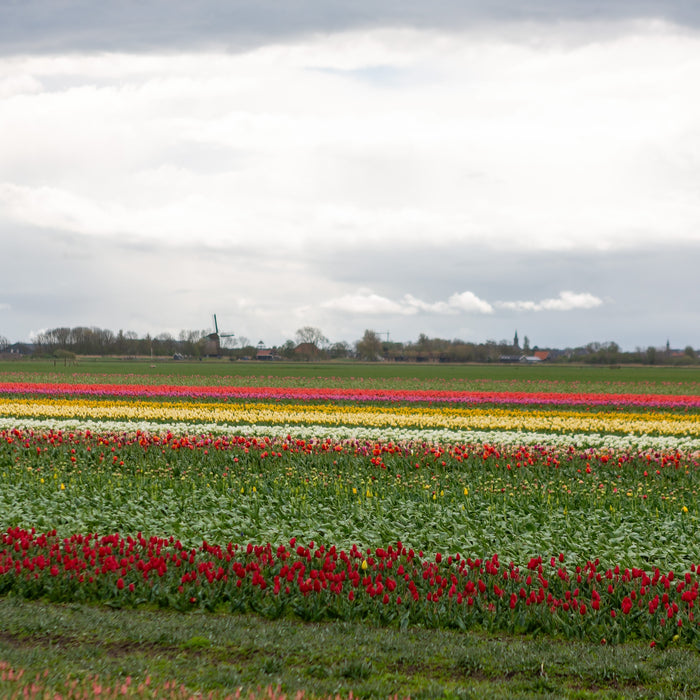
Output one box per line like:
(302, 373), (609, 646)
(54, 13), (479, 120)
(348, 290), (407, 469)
(205, 314), (235, 356)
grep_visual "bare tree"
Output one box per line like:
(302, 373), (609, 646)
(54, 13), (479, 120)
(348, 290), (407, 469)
(295, 326), (328, 348)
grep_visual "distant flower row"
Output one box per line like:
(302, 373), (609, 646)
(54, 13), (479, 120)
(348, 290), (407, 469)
(2, 381), (700, 408)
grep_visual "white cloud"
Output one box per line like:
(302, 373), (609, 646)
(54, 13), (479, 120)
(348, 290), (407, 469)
(323, 289), (602, 316)
(540, 291), (604, 311)
(496, 291), (603, 312)
(447, 291), (494, 314)
(402, 295), (452, 314)
(0, 183), (125, 236)
(322, 292), (417, 315)
(0, 72), (42, 99)
(1, 24), (700, 255)
(322, 290), (499, 316)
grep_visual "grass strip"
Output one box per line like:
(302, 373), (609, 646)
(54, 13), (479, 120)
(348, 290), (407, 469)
(0, 597), (699, 699)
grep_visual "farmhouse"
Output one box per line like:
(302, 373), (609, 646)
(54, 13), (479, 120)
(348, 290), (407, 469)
(499, 355), (522, 363)
(294, 342), (323, 361)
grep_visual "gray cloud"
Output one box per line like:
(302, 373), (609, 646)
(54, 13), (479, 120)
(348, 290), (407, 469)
(299, 240), (700, 350)
(2, 1), (700, 55)
(3, 221), (697, 351)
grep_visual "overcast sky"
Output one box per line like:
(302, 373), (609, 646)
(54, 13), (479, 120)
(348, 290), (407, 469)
(1, 1), (699, 351)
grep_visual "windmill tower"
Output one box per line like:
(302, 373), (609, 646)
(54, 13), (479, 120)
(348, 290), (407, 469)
(205, 314), (235, 356)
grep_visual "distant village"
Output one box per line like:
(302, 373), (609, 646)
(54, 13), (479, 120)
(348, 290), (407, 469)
(1, 324), (697, 366)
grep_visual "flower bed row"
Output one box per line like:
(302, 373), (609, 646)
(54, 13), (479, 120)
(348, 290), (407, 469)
(1, 397), (697, 439)
(2, 381), (699, 408)
(3, 416), (700, 453)
(1, 528), (698, 648)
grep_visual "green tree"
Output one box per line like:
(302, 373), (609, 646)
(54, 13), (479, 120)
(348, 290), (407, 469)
(355, 330), (382, 361)
(279, 339), (296, 359)
(329, 341), (351, 359)
(53, 349), (77, 366)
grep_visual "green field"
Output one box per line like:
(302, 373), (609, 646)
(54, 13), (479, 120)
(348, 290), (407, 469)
(2, 358), (700, 392)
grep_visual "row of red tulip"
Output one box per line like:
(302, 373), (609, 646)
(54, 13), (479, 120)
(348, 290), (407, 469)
(1, 527), (697, 647)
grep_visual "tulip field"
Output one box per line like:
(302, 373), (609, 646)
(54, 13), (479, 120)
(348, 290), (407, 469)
(0, 361), (699, 697)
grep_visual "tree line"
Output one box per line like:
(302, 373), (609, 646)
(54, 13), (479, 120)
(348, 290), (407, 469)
(1, 325), (697, 365)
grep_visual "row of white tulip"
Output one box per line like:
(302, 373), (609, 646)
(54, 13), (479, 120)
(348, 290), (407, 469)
(2, 416), (699, 455)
